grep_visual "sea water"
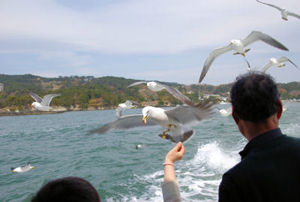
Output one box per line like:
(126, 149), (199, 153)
(0, 102), (299, 202)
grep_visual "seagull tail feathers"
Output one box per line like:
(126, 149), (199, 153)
(180, 130), (194, 143)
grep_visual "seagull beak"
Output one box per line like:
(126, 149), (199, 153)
(32, 166), (35, 170)
(241, 53), (245, 57)
(142, 115), (148, 125)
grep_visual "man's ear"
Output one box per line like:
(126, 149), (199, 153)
(232, 107), (239, 125)
(277, 99), (283, 120)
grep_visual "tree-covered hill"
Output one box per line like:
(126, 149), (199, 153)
(0, 74), (299, 111)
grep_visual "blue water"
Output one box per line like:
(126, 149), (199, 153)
(0, 102), (299, 202)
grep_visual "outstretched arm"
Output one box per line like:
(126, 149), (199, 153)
(162, 142), (185, 202)
(164, 142), (185, 182)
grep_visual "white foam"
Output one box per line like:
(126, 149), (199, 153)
(118, 142), (240, 201)
(282, 123), (300, 138)
(190, 142), (239, 172)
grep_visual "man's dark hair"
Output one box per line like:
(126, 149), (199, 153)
(230, 72), (279, 123)
(31, 177), (101, 202)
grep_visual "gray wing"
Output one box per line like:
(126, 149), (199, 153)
(226, 107), (232, 113)
(261, 62), (273, 73)
(287, 11), (300, 19)
(29, 92), (43, 103)
(41, 94), (61, 106)
(158, 83), (194, 106)
(90, 114), (158, 134)
(124, 100), (133, 107)
(277, 57), (298, 68)
(127, 81), (147, 88)
(115, 107), (123, 118)
(165, 101), (213, 125)
(242, 31), (288, 51)
(256, 0), (283, 11)
(199, 45), (233, 83)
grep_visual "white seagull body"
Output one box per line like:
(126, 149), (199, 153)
(90, 102), (213, 143)
(261, 57), (298, 73)
(256, 0), (300, 21)
(128, 81), (195, 106)
(30, 92), (61, 111)
(283, 105), (288, 112)
(199, 31), (289, 83)
(217, 107), (232, 117)
(115, 100), (137, 118)
(11, 162), (35, 173)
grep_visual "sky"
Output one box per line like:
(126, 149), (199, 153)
(0, 0), (299, 85)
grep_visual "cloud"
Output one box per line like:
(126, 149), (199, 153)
(0, 0), (299, 85)
(0, 0), (299, 54)
(38, 51), (92, 67)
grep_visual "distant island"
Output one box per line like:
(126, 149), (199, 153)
(0, 74), (299, 115)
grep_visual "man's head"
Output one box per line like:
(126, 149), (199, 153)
(31, 177), (101, 202)
(230, 72), (280, 123)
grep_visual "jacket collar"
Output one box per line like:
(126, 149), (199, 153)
(239, 128), (283, 159)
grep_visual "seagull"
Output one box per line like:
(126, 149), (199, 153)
(29, 92), (61, 111)
(136, 144), (143, 149)
(90, 101), (213, 143)
(256, 0), (300, 21)
(216, 107), (232, 117)
(261, 57), (298, 73)
(283, 105), (288, 112)
(11, 162), (35, 173)
(116, 100), (138, 118)
(198, 30), (289, 83)
(128, 81), (195, 106)
(282, 102), (289, 112)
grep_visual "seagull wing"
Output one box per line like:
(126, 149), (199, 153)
(199, 45), (233, 83)
(165, 101), (213, 125)
(226, 107), (232, 113)
(242, 31), (288, 51)
(115, 107), (123, 118)
(41, 94), (61, 106)
(29, 92), (43, 103)
(277, 57), (298, 68)
(287, 11), (300, 19)
(127, 81), (147, 88)
(90, 114), (158, 134)
(159, 83), (194, 106)
(256, 0), (283, 11)
(124, 100), (133, 107)
(261, 61), (273, 73)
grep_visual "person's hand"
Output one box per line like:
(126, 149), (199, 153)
(164, 142), (185, 164)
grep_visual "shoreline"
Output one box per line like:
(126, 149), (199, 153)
(0, 110), (67, 116)
(0, 107), (113, 116)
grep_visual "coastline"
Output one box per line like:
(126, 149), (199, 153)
(0, 106), (112, 116)
(0, 110), (66, 116)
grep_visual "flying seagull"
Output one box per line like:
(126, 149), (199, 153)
(116, 100), (138, 118)
(11, 162), (35, 173)
(261, 57), (298, 73)
(283, 104), (288, 112)
(128, 81), (195, 106)
(216, 107), (232, 117)
(198, 30), (289, 83)
(256, 0), (300, 21)
(29, 92), (61, 111)
(90, 101), (213, 143)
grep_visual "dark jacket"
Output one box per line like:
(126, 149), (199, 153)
(219, 128), (300, 202)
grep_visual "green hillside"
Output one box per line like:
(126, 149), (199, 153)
(0, 74), (299, 112)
